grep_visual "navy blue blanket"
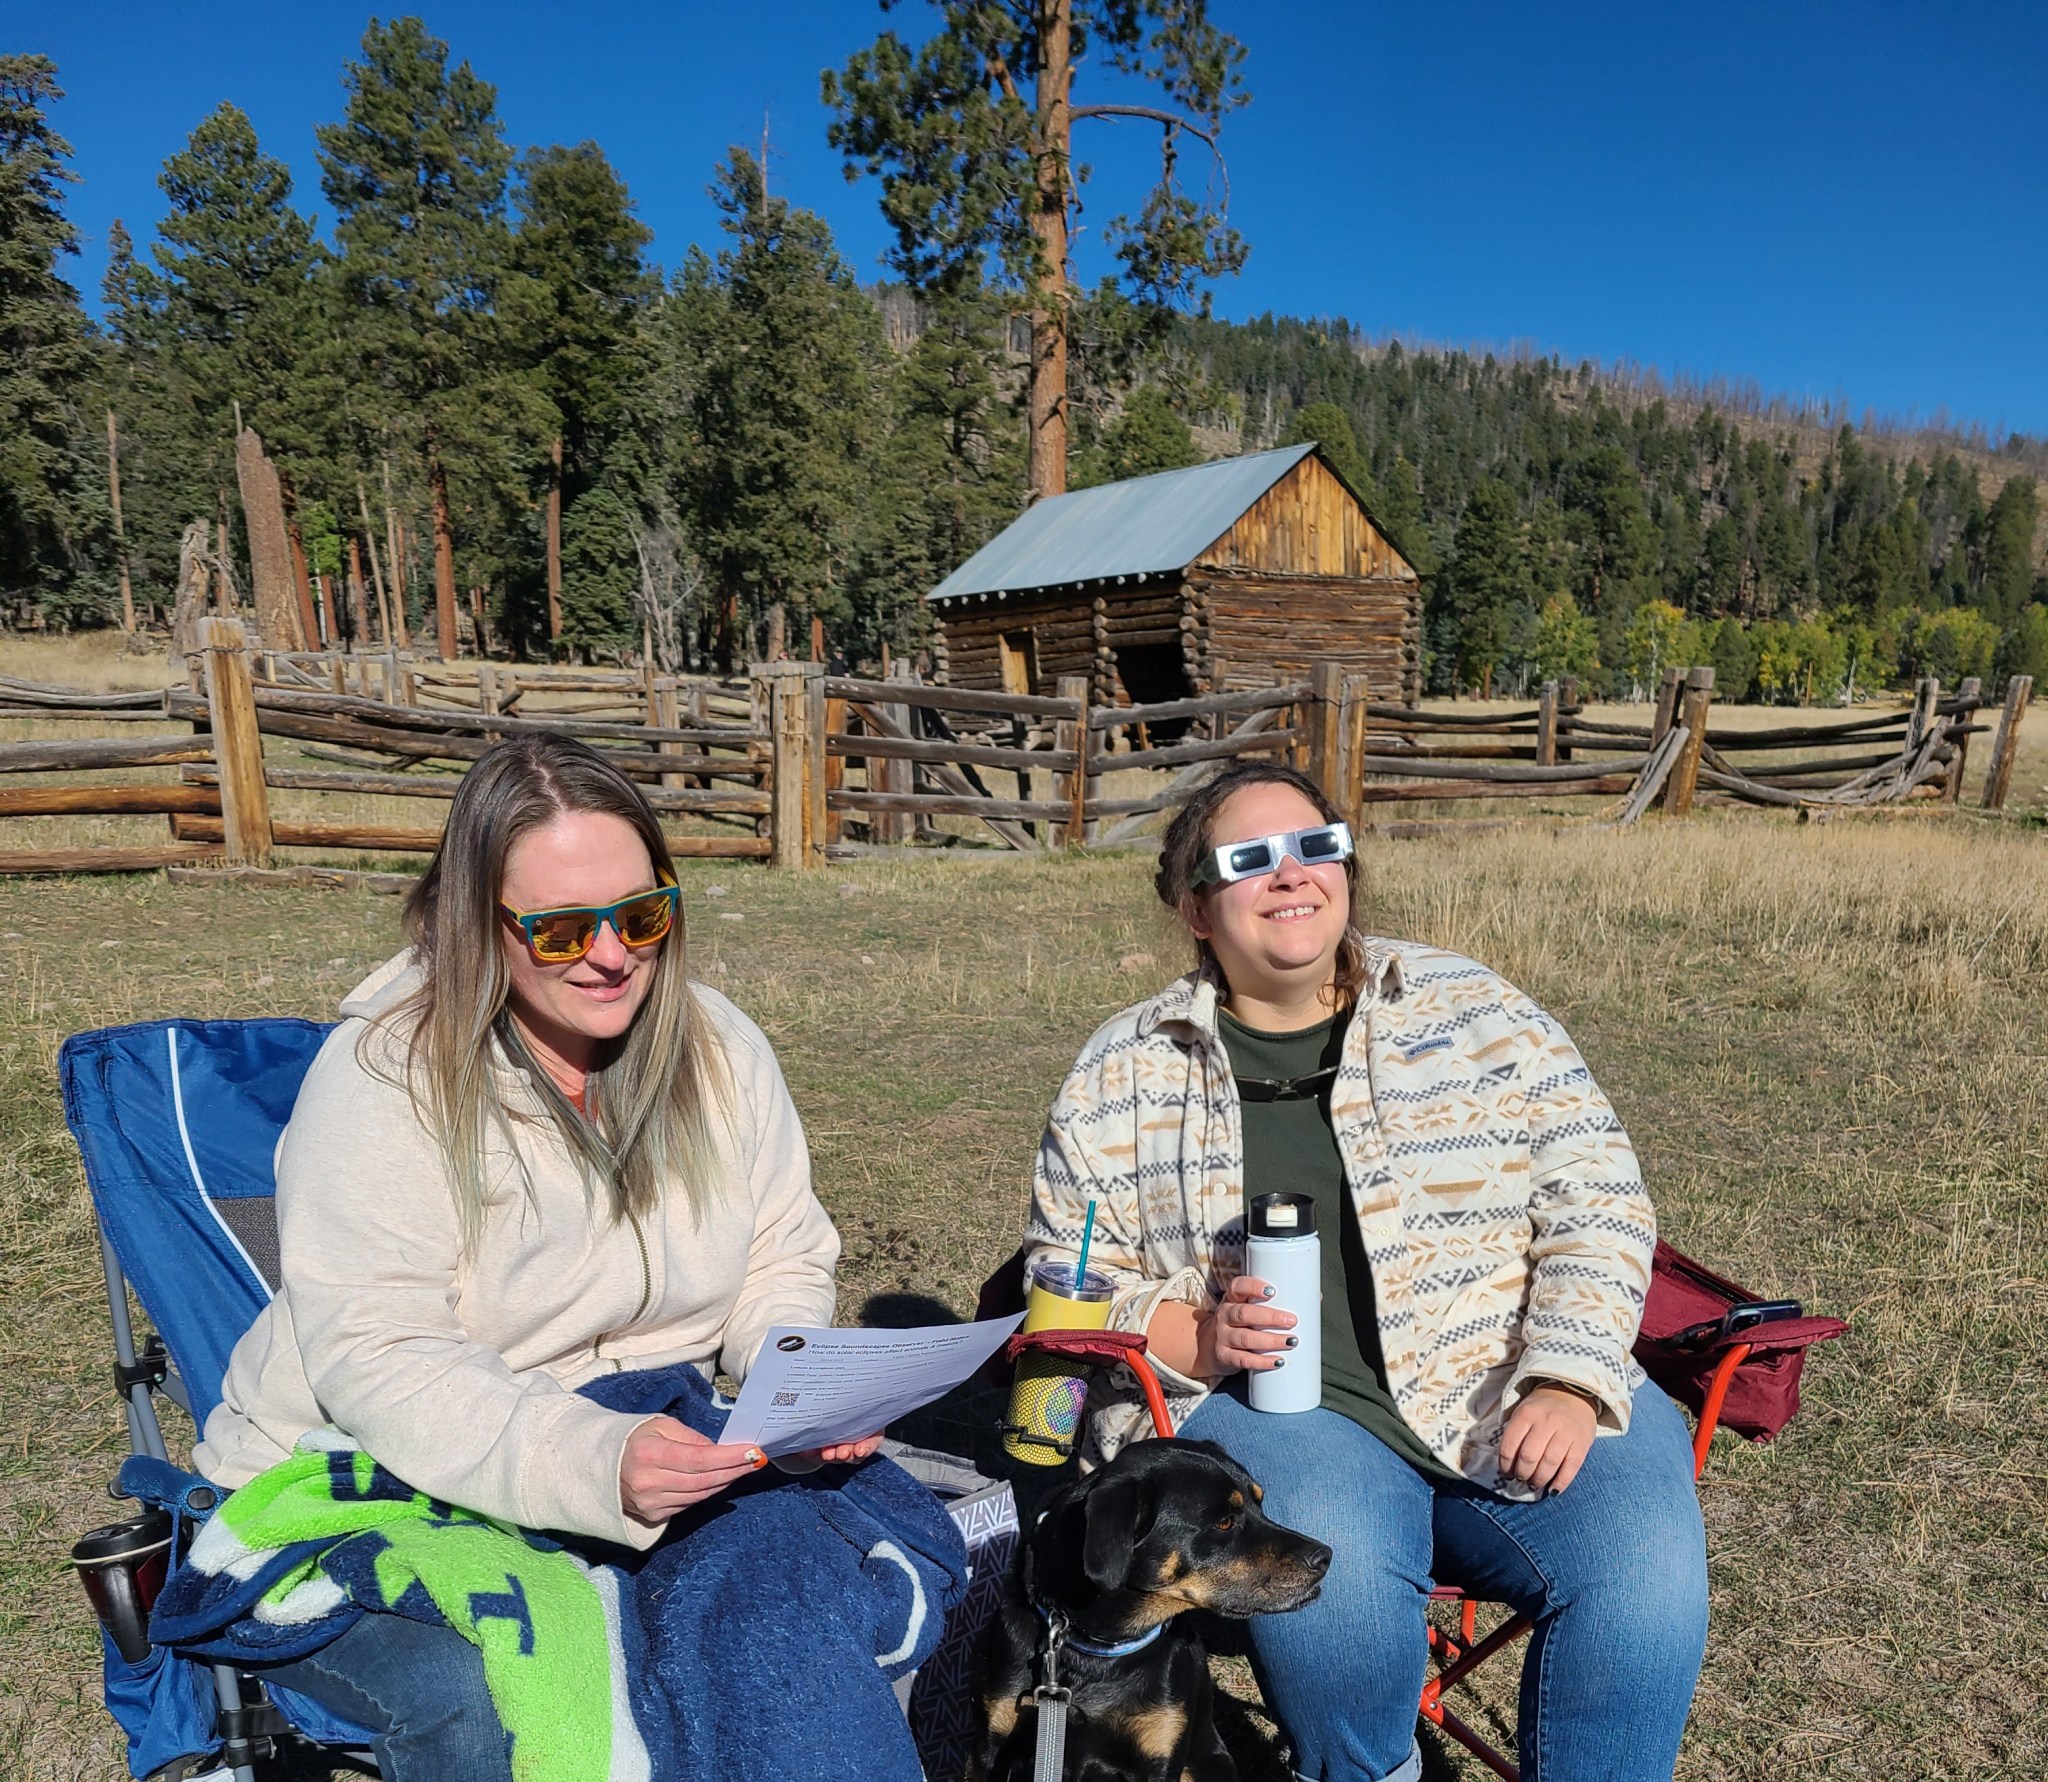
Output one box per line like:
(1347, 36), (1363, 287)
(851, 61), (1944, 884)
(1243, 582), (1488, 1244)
(157, 1363), (968, 1782)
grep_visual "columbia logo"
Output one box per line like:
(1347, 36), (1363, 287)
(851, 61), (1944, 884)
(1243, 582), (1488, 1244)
(1400, 1038), (1453, 1060)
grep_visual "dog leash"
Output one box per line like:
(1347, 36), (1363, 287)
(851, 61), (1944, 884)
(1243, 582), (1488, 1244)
(1030, 1608), (1167, 1780)
(1031, 1610), (1072, 1782)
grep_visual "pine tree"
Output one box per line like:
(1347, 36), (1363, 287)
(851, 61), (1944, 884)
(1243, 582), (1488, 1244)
(826, 0), (1247, 499)
(852, 284), (1023, 656)
(135, 104), (321, 441)
(110, 103), (326, 604)
(1282, 400), (1371, 501)
(0, 55), (109, 621)
(1973, 476), (2039, 629)
(1072, 385), (1201, 488)
(506, 141), (656, 650)
(317, 17), (524, 657)
(558, 486), (638, 653)
(1441, 480), (1527, 695)
(665, 150), (880, 667)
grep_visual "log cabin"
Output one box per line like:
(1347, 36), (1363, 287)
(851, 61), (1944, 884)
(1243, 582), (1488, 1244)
(927, 442), (1422, 707)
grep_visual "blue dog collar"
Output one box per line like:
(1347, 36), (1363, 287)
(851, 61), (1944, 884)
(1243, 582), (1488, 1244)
(1040, 1608), (1165, 1660)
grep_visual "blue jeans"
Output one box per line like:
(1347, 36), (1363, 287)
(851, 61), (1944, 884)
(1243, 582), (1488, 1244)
(259, 1612), (511, 1782)
(1181, 1380), (1708, 1782)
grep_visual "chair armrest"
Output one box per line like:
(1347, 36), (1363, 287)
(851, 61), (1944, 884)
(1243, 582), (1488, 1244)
(1690, 1342), (1752, 1480)
(116, 1453), (223, 1521)
(1006, 1329), (1178, 1441)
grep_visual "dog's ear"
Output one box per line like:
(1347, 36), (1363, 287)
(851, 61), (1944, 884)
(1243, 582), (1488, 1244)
(1081, 1471), (1155, 1592)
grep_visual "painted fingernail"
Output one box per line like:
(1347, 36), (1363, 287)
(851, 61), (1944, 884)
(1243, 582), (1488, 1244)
(1261, 1286), (1275, 1299)
(1271, 1357), (1286, 1369)
(747, 1450), (765, 1468)
(1285, 1336), (1299, 1348)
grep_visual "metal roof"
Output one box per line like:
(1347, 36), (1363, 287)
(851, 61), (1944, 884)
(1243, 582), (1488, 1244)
(926, 442), (1319, 602)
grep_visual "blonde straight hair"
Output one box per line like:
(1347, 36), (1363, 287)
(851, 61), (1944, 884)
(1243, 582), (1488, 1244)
(377, 733), (729, 1253)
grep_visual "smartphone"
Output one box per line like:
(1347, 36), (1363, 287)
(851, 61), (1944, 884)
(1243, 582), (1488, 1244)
(1670, 1299), (1802, 1349)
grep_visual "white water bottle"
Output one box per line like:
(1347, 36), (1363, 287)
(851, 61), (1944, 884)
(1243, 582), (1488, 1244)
(1246, 1192), (1322, 1413)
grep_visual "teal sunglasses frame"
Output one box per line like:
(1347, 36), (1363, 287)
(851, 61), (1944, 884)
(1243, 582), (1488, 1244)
(498, 881), (680, 961)
(1188, 821), (1354, 891)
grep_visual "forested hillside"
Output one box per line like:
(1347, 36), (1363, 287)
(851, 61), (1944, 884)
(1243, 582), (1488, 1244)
(4, 31), (2043, 699)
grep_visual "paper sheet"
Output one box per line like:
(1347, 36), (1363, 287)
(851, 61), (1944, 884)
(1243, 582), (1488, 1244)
(721, 1314), (1024, 1457)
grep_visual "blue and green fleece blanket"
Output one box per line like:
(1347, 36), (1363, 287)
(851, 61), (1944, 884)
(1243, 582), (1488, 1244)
(150, 1363), (967, 1782)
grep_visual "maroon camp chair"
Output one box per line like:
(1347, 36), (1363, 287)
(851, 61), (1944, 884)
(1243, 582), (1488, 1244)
(997, 1239), (1846, 1781)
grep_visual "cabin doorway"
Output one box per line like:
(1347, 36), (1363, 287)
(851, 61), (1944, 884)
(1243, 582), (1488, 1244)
(997, 628), (1039, 697)
(1113, 643), (1194, 741)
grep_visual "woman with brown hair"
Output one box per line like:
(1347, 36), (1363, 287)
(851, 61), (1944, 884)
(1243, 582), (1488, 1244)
(1024, 758), (1708, 1782)
(195, 733), (877, 1780)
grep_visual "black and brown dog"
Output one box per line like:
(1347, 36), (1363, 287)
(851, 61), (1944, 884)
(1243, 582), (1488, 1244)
(969, 1437), (1331, 1782)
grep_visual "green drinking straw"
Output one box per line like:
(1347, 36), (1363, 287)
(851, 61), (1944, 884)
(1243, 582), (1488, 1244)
(1074, 1198), (1097, 1292)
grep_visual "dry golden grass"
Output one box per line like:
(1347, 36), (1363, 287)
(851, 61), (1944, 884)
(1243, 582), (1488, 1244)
(2, 639), (2045, 1774)
(1, 812), (2044, 1778)
(0, 631), (172, 694)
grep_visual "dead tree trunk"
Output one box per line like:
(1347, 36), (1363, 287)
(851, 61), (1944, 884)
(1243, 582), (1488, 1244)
(106, 409), (135, 632)
(235, 428), (306, 649)
(382, 458), (412, 651)
(426, 429), (459, 660)
(547, 435), (564, 646)
(278, 472), (321, 650)
(347, 538), (371, 646)
(171, 520), (210, 669)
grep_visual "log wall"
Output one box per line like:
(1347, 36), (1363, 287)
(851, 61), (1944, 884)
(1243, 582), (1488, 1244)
(937, 569), (1422, 708)
(1191, 570), (1423, 707)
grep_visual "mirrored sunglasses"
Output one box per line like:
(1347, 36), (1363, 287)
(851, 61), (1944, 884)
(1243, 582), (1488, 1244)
(1189, 821), (1354, 891)
(500, 882), (679, 963)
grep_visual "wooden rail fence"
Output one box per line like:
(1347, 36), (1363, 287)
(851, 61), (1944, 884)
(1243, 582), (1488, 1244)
(0, 628), (2030, 881)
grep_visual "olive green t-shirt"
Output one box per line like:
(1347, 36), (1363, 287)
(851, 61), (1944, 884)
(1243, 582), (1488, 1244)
(1219, 1006), (1454, 1479)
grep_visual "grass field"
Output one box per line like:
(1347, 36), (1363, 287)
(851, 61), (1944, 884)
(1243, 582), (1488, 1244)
(2, 812), (2045, 1778)
(3, 631), (2046, 1777)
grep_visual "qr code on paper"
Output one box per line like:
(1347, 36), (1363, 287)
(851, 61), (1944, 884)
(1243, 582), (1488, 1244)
(772, 1391), (800, 1407)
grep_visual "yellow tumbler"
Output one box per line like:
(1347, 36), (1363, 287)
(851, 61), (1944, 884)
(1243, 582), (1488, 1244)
(1002, 1261), (1114, 1465)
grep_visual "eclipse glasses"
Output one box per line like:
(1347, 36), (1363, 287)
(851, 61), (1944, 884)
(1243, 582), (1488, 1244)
(1188, 821), (1354, 891)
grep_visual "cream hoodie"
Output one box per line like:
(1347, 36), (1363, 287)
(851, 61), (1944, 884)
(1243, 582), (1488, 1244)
(194, 953), (839, 1549)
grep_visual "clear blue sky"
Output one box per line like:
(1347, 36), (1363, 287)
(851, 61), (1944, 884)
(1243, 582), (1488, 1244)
(26, 1), (2048, 436)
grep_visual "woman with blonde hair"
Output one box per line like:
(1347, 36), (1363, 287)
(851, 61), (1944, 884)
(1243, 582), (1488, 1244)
(1024, 758), (1708, 1781)
(196, 733), (880, 1779)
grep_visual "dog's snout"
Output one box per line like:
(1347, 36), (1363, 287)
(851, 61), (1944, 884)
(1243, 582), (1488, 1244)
(1302, 1539), (1333, 1578)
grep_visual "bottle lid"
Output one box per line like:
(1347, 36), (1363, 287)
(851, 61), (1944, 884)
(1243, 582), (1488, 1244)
(1248, 1191), (1316, 1238)
(70, 1509), (173, 1567)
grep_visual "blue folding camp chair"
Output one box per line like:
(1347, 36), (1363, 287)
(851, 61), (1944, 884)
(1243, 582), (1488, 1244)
(60, 1017), (379, 1782)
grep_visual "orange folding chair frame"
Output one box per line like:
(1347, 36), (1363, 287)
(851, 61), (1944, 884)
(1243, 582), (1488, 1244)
(1005, 1330), (1754, 1782)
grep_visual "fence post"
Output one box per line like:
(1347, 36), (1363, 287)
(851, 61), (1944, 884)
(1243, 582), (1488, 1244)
(650, 676), (684, 790)
(1285, 673), (1312, 773)
(1651, 666), (1683, 745)
(1556, 676), (1578, 763)
(822, 690), (847, 846)
(1941, 676), (1981, 805)
(1308, 662), (1345, 805)
(757, 661), (814, 870)
(198, 615), (273, 867)
(1981, 675), (2033, 811)
(1660, 665), (1715, 816)
(1906, 677), (1939, 754)
(804, 666), (828, 864)
(878, 662), (916, 844)
(1056, 674), (1090, 847)
(1535, 680), (1559, 766)
(1339, 672), (1371, 820)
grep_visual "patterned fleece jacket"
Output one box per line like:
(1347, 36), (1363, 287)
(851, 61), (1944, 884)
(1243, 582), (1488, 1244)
(1024, 939), (1654, 1498)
